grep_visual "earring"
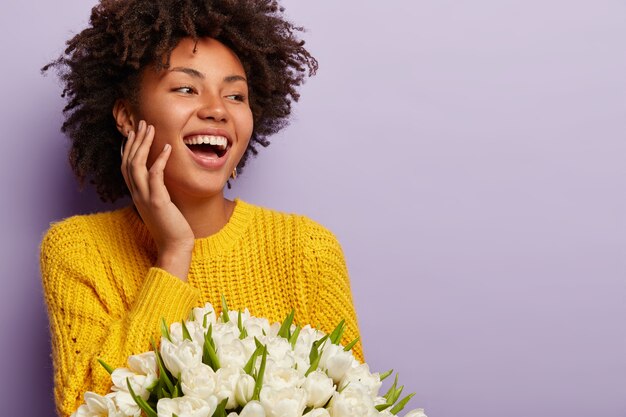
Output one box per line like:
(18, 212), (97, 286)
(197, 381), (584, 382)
(231, 167), (238, 180)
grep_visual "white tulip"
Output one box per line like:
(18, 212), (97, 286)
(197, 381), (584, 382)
(239, 400), (267, 417)
(266, 322), (281, 338)
(339, 364), (382, 397)
(242, 316), (271, 338)
(169, 321), (206, 347)
(302, 370), (335, 408)
(181, 363), (218, 399)
(212, 321), (241, 345)
(373, 396), (387, 406)
(215, 367), (244, 409)
(110, 352), (158, 399)
(265, 352), (295, 370)
(328, 384), (377, 417)
(265, 337), (292, 359)
(264, 362), (304, 390)
(235, 374), (256, 406)
(318, 344), (356, 383)
(156, 396), (216, 417)
(227, 308), (251, 324)
(217, 338), (248, 369)
(303, 409), (331, 417)
(260, 386), (307, 417)
(293, 356), (311, 378)
(160, 338), (203, 379)
(192, 303), (217, 328)
(73, 392), (122, 417)
(239, 335), (258, 359)
(108, 391), (141, 417)
(127, 351), (158, 376)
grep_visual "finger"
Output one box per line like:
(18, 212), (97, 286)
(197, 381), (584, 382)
(127, 119), (147, 162)
(129, 124), (154, 197)
(133, 124), (155, 170)
(121, 130), (137, 194)
(126, 120), (146, 197)
(148, 144), (172, 202)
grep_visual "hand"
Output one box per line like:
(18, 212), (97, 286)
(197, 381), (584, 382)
(121, 120), (195, 280)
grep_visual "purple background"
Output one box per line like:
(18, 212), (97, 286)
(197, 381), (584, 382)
(1, 0), (625, 416)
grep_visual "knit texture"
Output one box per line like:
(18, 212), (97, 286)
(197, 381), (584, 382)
(40, 199), (363, 417)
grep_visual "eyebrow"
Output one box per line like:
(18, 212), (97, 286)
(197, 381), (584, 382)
(170, 67), (247, 83)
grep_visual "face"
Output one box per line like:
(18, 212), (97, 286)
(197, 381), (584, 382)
(118, 37), (253, 201)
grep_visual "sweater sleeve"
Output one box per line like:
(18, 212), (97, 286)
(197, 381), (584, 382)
(40, 217), (202, 417)
(300, 217), (364, 363)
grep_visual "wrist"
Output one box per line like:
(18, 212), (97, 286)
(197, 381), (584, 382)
(156, 249), (192, 281)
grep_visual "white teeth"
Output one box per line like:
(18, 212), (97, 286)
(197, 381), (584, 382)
(183, 135), (228, 150)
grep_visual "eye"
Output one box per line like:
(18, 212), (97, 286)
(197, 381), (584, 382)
(173, 86), (197, 94)
(226, 94), (246, 102)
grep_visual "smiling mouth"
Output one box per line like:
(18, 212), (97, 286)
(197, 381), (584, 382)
(183, 135), (229, 159)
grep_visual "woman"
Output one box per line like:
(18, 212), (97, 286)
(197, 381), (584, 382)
(40, 1), (363, 416)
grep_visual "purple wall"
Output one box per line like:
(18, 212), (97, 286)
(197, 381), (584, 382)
(2, 0), (625, 416)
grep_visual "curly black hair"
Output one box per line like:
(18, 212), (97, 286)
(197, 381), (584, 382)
(43, 0), (317, 202)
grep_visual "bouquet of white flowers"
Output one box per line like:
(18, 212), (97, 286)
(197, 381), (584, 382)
(73, 298), (427, 417)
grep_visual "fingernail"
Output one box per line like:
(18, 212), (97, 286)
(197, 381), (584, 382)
(164, 144), (171, 152)
(139, 120), (145, 130)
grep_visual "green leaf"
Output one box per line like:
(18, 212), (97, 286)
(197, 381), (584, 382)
(181, 320), (192, 341)
(375, 403), (393, 412)
(289, 325), (302, 349)
(389, 385), (405, 405)
(127, 378), (158, 417)
(160, 318), (172, 342)
(343, 336), (360, 352)
(380, 369), (394, 381)
(383, 374), (399, 402)
(278, 310), (295, 339)
(238, 310), (249, 339)
(309, 335), (328, 364)
(252, 346), (268, 401)
(329, 320), (346, 345)
(390, 392), (415, 415)
(221, 295), (230, 322)
(202, 311), (213, 328)
(337, 381), (350, 393)
(97, 359), (114, 375)
(211, 398), (229, 417)
(305, 348), (323, 377)
(151, 378), (164, 400)
(150, 338), (175, 395)
(254, 337), (264, 350)
(243, 344), (264, 375)
(202, 325), (221, 370)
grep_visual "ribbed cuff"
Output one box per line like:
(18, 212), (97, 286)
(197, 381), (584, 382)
(127, 267), (202, 346)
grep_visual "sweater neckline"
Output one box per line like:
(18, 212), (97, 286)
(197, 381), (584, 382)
(122, 198), (254, 257)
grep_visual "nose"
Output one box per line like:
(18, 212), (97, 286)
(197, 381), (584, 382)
(197, 93), (228, 122)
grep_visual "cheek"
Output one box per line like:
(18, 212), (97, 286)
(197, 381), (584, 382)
(237, 109), (254, 144)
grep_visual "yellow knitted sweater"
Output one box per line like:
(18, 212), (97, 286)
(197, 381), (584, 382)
(40, 199), (363, 417)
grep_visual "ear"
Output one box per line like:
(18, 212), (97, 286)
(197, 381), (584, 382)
(112, 99), (136, 136)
